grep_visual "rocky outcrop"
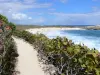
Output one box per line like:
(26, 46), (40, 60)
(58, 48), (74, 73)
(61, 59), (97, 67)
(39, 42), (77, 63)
(85, 25), (100, 30)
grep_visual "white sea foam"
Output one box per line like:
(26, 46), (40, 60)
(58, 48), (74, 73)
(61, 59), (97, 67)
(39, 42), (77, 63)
(27, 28), (100, 51)
(43, 30), (100, 51)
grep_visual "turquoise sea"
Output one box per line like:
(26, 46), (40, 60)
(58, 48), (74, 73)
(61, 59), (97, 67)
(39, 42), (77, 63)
(43, 30), (100, 51)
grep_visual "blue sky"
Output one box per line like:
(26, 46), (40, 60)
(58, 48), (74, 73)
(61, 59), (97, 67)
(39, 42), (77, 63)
(0, 0), (100, 25)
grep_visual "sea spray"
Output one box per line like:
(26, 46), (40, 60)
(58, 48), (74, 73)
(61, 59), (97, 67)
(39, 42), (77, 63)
(27, 29), (100, 51)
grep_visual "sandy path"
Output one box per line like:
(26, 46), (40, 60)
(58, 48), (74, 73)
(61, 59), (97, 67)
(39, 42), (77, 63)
(13, 37), (45, 75)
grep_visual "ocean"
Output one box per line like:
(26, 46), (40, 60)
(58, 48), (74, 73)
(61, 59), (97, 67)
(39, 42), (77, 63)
(42, 30), (100, 51)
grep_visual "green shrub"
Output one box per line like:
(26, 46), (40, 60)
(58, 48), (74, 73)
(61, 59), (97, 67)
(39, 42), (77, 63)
(0, 14), (8, 24)
(13, 30), (100, 75)
(0, 14), (18, 75)
(1, 37), (18, 75)
(8, 22), (16, 32)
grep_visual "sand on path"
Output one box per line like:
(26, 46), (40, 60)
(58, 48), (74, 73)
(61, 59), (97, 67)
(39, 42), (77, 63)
(13, 37), (45, 75)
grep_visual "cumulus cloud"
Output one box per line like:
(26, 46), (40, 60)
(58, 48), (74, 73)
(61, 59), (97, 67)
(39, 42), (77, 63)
(11, 13), (45, 24)
(0, 0), (51, 25)
(0, 0), (100, 25)
(0, 1), (52, 12)
(12, 13), (29, 20)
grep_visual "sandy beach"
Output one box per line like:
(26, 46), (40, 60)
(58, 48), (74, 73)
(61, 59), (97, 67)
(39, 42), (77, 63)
(26, 27), (85, 34)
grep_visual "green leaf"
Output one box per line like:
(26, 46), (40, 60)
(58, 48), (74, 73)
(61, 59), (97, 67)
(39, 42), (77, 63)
(78, 58), (82, 63)
(61, 73), (65, 75)
(74, 58), (77, 62)
(67, 47), (73, 54)
(81, 64), (86, 67)
(95, 68), (100, 75)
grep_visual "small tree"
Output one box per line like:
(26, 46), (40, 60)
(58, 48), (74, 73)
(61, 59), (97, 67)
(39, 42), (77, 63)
(0, 14), (8, 24)
(8, 22), (16, 32)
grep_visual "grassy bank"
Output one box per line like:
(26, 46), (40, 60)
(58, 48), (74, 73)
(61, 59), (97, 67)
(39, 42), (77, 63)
(13, 30), (100, 75)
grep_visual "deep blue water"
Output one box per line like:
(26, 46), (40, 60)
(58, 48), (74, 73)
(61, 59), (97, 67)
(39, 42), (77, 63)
(43, 30), (100, 51)
(62, 30), (100, 37)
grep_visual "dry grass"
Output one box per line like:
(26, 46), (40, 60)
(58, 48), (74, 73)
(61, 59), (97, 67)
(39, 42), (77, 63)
(16, 25), (41, 30)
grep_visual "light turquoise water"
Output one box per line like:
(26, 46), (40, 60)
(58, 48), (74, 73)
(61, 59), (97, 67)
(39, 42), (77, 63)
(43, 30), (100, 51)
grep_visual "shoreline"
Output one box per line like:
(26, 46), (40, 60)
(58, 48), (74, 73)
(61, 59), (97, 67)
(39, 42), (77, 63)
(26, 27), (100, 51)
(17, 25), (100, 30)
(26, 27), (85, 34)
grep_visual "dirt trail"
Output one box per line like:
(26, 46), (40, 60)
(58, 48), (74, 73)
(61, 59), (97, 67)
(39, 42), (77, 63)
(13, 37), (45, 75)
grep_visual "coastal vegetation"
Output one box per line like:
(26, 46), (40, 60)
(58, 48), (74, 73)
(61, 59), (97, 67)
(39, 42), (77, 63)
(13, 30), (100, 75)
(0, 14), (18, 75)
(0, 14), (100, 75)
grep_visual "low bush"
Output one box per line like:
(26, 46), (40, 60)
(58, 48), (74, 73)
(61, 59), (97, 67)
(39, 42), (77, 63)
(13, 30), (100, 75)
(0, 14), (18, 75)
(0, 37), (18, 75)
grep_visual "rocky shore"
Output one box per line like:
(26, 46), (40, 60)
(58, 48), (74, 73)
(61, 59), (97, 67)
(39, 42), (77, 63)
(84, 25), (100, 30)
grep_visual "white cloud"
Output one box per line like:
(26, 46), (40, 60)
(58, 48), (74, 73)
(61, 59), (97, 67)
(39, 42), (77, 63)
(1, 0), (100, 25)
(92, 6), (100, 12)
(0, 0), (52, 25)
(0, 0), (35, 3)
(0, 1), (51, 16)
(0, 2), (51, 12)
(48, 12), (100, 25)
(9, 12), (45, 25)
(28, 17), (32, 19)
(23, 0), (36, 4)
(12, 13), (29, 20)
